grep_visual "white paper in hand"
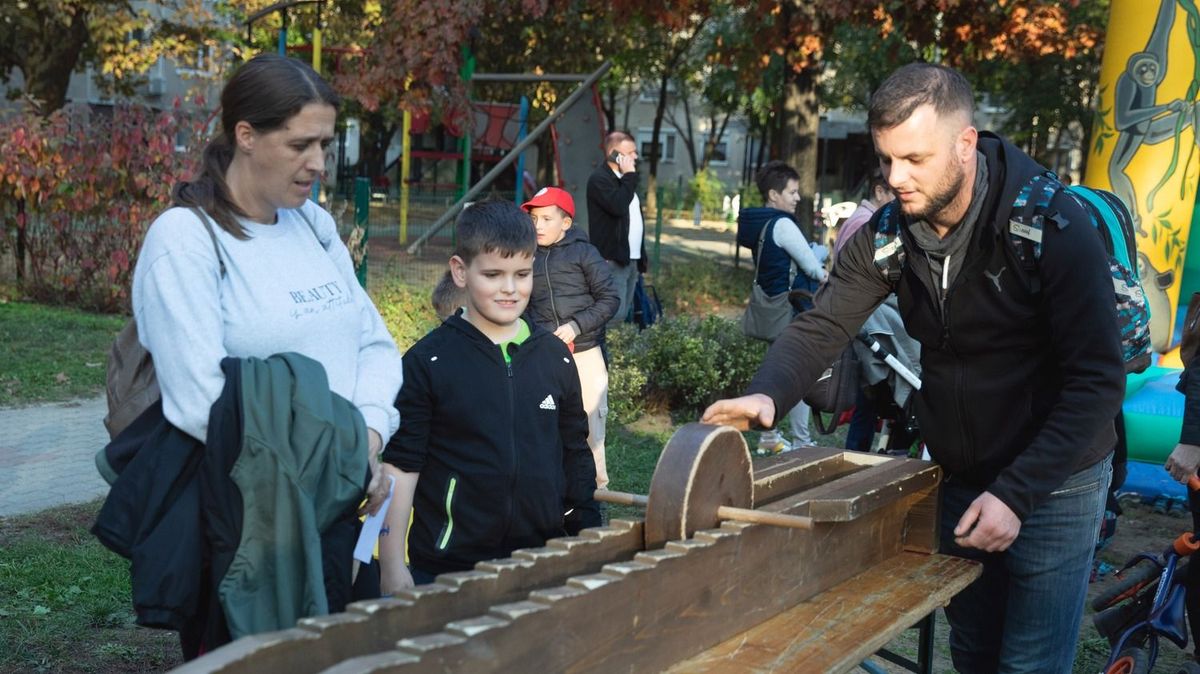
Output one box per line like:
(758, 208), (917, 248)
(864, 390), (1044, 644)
(353, 475), (396, 564)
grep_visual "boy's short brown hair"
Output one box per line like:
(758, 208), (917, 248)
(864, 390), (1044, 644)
(453, 198), (537, 264)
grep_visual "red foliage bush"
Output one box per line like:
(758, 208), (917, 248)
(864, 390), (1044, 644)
(0, 102), (203, 313)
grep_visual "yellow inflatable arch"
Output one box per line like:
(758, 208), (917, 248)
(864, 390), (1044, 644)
(1086, 0), (1200, 364)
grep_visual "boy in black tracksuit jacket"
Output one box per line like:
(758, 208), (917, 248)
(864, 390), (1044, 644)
(379, 199), (598, 593)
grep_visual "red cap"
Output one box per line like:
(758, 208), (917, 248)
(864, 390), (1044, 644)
(521, 187), (575, 219)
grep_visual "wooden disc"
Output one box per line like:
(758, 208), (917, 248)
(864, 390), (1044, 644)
(643, 423), (754, 548)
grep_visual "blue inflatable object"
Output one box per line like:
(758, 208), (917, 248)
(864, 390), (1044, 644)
(1119, 460), (1187, 503)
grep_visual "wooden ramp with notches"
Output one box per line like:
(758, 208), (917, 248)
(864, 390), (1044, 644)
(173, 423), (979, 674)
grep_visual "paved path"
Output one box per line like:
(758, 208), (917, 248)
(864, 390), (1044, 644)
(0, 396), (110, 518)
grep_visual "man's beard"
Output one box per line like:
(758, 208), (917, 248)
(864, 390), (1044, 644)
(903, 162), (966, 224)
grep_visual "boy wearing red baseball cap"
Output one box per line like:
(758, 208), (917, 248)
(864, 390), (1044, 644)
(522, 187), (620, 511)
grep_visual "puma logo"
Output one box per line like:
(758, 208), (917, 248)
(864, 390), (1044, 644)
(985, 266), (1007, 292)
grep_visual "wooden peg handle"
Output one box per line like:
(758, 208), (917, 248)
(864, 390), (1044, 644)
(594, 489), (649, 507)
(715, 506), (813, 530)
(595, 490), (813, 530)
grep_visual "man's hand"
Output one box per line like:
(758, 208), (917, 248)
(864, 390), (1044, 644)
(1165, 443), (1200, 483)
(701, 394), (776, 431)
(954, 492), (1021, 552)
(553, 323), (578, 344)
(362, 429), (388, 516)
(616, 152), (637, 175)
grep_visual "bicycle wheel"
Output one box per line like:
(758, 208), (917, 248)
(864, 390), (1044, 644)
(1105, 647), (1149, 674)
(1093, 562), (1162, 611)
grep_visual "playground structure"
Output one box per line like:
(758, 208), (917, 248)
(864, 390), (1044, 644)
(170, 424), (979, 673)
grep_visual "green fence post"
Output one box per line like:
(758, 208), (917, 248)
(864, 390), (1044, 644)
(355, 176), (370, 288)
(654, 185), (664, 277)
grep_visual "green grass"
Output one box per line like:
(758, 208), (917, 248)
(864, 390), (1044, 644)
(655, 257), (753, 317)
(0, 301), (126, 407)
(0, 500), (181, 673)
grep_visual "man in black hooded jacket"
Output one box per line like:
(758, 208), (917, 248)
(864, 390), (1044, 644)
(704, 63), (1124, 673)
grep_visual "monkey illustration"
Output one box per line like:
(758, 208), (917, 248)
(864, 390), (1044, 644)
(1109, 0), (1195, 234)
(1139, 251), (1175, 351)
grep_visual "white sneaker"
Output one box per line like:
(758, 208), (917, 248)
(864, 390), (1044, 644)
(756, 432), (791, 456)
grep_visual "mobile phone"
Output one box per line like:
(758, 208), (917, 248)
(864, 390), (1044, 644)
(609, 150), (622, 164)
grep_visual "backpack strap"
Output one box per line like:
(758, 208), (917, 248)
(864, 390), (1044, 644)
(188, 207), (226, 279)
(1005, 171), (1068, 294)
(872, 202), (905, 285)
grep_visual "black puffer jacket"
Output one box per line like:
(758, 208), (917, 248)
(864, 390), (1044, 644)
(529, 227), (620, 352)
(746, 132), (1124, 521)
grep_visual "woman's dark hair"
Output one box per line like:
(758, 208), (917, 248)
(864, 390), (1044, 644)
(755, 160), (800, 202)
(173, 53), (341, 238)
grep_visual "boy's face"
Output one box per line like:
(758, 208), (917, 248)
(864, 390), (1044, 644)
(449, 249), (533, 339)
(530, 206), (572, 246)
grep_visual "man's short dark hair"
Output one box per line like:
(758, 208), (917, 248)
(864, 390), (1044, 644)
(755, 161), (800, 201)
(604, 131), (634, 154)
(867, 63), (974, 131)
(453, 198), (537, 264)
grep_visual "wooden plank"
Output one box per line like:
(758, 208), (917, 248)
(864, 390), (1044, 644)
(764, 458), (940, 522)
(355, 500), (920, 673)
(903, 484), (941, 553)
(176, 520), (645, 673)
(667, 552), (981, 673)
(751, 448), (869, 506)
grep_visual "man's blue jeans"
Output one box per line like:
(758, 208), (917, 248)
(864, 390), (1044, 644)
(939, 454), (1112, 674)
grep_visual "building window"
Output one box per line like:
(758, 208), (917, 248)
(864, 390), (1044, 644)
(177, 45), (214, 76)
(707, 139), (729, 166)
(638, 79), (678, 103)
(637, 129), (677, 163)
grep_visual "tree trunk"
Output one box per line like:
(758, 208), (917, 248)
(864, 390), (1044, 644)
(602, 85), (616, 132)
(645, 70), (673, 215)
(780, 65), (820, 240)
(18, 5), (92, 113)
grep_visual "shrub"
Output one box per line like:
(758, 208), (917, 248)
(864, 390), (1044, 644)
(687, 168), (726, 218)
(0, 103), (203, 313)
(605, 323), (650, 425)
(370, 278), (442, 351)
(606, 315), (765, 422)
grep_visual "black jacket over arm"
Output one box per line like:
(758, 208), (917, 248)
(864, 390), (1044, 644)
(586, 165), (648, 272)
(745, 132), (1125, 521)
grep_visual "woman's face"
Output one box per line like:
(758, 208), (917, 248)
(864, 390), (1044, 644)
(234, 102), (336, 218)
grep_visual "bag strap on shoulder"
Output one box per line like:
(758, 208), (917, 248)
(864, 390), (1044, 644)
(188, 207), (226, 279)
(751, 215), (781, 287)
(293, 202), (328, 250)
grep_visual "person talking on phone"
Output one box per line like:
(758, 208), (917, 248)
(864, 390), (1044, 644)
(587, 131), (648, 330)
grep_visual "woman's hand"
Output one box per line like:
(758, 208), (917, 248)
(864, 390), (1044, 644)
(362, 429), (389, 516)
(381, 562), (415, 596)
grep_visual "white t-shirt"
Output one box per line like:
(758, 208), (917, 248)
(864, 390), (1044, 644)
(772, 216), (827, 283)
(132, 201), (403, 442)
(615, 168), (643, 260)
